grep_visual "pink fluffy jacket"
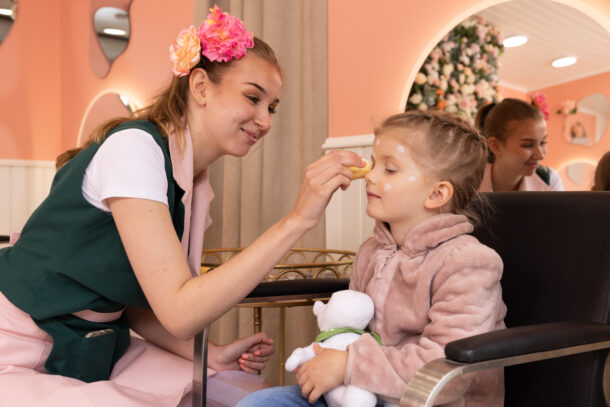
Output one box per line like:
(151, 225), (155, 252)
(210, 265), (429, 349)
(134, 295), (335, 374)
(347, 213), (507, 406)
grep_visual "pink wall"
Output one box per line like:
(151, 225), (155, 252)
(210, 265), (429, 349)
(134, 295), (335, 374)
(498, 85), (527, 102)
(0, 0), (193, 161)
(535, 70), (610, 172)
(0, 0), (61, 160)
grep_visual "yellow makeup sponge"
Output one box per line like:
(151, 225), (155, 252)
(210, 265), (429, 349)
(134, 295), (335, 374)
(348, 159), (371, 180)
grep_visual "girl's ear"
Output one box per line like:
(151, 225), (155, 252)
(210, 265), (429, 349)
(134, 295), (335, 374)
(424, 181), (454, 210)
(189, 67), (208, 106)
(487, 136), (501, 156)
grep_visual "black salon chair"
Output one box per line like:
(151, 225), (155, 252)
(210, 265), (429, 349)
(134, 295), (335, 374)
(400, 192), (610, 406)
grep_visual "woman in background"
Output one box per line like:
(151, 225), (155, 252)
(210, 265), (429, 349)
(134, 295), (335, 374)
(475, 98), (563, 192)
(592, 151), (610, 191)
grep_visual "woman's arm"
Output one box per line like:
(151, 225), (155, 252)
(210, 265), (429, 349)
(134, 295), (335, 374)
(109, 150), (363, 339)
(126, 306), (274, 373)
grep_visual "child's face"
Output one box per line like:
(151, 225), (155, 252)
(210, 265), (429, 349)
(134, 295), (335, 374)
(365, 129), (436, 237)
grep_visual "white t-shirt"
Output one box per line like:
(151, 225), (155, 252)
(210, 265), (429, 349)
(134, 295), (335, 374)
(548, 166), (564, 191)
(82, 129), (169, 212)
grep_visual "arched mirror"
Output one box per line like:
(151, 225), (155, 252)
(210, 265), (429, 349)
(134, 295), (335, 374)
(563, 93), (609, 146)
(78, 92), (134, 146)
(91, 4), (131, 77)
(0, 0), (17, 44)
(561, 161), (596, 190)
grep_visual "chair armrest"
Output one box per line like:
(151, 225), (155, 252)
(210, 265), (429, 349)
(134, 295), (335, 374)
(445, 321), (610, 363)
(399, 322), (610, 407)
(241, 278), (350, 303)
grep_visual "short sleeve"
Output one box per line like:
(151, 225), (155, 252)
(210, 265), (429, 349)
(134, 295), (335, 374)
(82, 129), (169, 212)
(548, 167), (564, 191)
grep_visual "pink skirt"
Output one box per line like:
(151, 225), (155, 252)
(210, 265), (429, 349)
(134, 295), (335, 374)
(0, 291), (267, 406)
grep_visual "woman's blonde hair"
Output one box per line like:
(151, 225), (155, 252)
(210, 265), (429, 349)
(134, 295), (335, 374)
(56, 37), (279, 169)
(376, 110), (488, 222)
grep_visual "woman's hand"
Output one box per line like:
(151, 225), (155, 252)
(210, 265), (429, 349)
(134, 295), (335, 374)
(296, 344), (348, 403)
(209, 332), (275, 374)
(288, 150), (364, 231)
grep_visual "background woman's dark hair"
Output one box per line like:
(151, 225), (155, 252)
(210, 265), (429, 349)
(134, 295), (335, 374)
(56, 37), (280, 168)
(593, 151), (610, 191)
(475, 98), (544, 163)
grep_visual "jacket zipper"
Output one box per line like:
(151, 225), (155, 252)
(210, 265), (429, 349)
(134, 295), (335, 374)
(377, 247), (398, 278)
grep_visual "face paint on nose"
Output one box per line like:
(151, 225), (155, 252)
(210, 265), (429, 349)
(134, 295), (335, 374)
(407, 175), (417, 183)
(375, 139), (381, 146)
(384, 184), (392, 191)
(397, 144), (405, 154)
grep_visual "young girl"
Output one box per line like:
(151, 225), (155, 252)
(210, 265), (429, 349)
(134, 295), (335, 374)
(237, 110), (507, 407)
(475, 98), (563, 192)
(0, 6), (363, 406)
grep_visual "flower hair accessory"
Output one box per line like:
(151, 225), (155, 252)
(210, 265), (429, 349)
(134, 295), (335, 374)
(529, 92), (549, 121)
(169, 4), (254, 77)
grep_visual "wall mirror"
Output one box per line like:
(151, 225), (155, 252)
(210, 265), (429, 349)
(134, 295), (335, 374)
(563, 93), (609, 146)
(0, 0), (17, 44)
(563, 161), (596, 189)
(92, 5), (131, 76)
(78, 92), (133, 146)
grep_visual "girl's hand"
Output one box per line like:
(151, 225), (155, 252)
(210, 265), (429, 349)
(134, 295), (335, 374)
(209, 332), (275, 373)
(289, 150), (364, 231)
(295, 344), (348, 403)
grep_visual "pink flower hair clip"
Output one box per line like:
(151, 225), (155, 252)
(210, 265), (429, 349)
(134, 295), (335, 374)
(169, 4), (254, 77)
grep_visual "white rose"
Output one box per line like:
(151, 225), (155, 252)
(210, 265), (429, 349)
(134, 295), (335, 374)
(414, 72), (427, 85)
(439, 80), (448, 91)
(442, 64), (454, 76)
(467, 74), (475, 84)
(417, 103), (428, 111)
(409, 93), (423, 105)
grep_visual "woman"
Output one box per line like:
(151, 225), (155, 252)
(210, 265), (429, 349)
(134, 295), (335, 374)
(592, 151), (610, 191)
(0, 7), (363, 406)
(475, 98), (563, 192)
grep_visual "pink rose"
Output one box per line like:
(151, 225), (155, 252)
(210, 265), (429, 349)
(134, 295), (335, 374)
(169, 26), (201, 77)
(198, 5), (254, 63)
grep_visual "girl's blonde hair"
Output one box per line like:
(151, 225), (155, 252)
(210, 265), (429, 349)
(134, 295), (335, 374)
(376, 110), (488, 222)
(56, 37), (279, 169)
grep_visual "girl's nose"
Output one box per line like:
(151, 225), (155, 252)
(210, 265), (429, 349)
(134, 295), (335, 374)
(255, 109), (272, 132)
(533, 144), (545, 159)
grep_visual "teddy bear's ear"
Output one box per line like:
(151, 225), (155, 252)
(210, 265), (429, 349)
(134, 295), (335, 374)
(313, 301), (324, 316)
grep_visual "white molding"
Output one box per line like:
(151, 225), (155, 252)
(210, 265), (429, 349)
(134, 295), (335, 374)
(322, 136), (375, 252)
(0, 160), (55, 235)
(0, 159), (55, 168)
(322, 134), (374, 150)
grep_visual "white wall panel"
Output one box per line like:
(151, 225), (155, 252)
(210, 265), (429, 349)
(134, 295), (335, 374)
(323, 135), (375, 252)
(0, 160), (55, 236)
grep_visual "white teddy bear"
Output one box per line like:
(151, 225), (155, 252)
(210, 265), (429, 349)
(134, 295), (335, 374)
(285, 289), (380, 407)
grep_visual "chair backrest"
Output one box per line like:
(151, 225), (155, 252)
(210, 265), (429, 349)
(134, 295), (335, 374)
(472, 191), (610, 407)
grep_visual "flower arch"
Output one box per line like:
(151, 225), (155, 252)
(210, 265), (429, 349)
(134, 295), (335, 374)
(405, 16), (503, 123)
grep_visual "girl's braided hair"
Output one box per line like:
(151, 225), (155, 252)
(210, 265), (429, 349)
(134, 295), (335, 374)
(376, 110), (489, 223)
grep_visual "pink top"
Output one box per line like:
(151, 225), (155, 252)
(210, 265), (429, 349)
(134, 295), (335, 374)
(347, 214), (506, 406)
(478, 163), (555, 192)
(169, 125), (215, 277)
